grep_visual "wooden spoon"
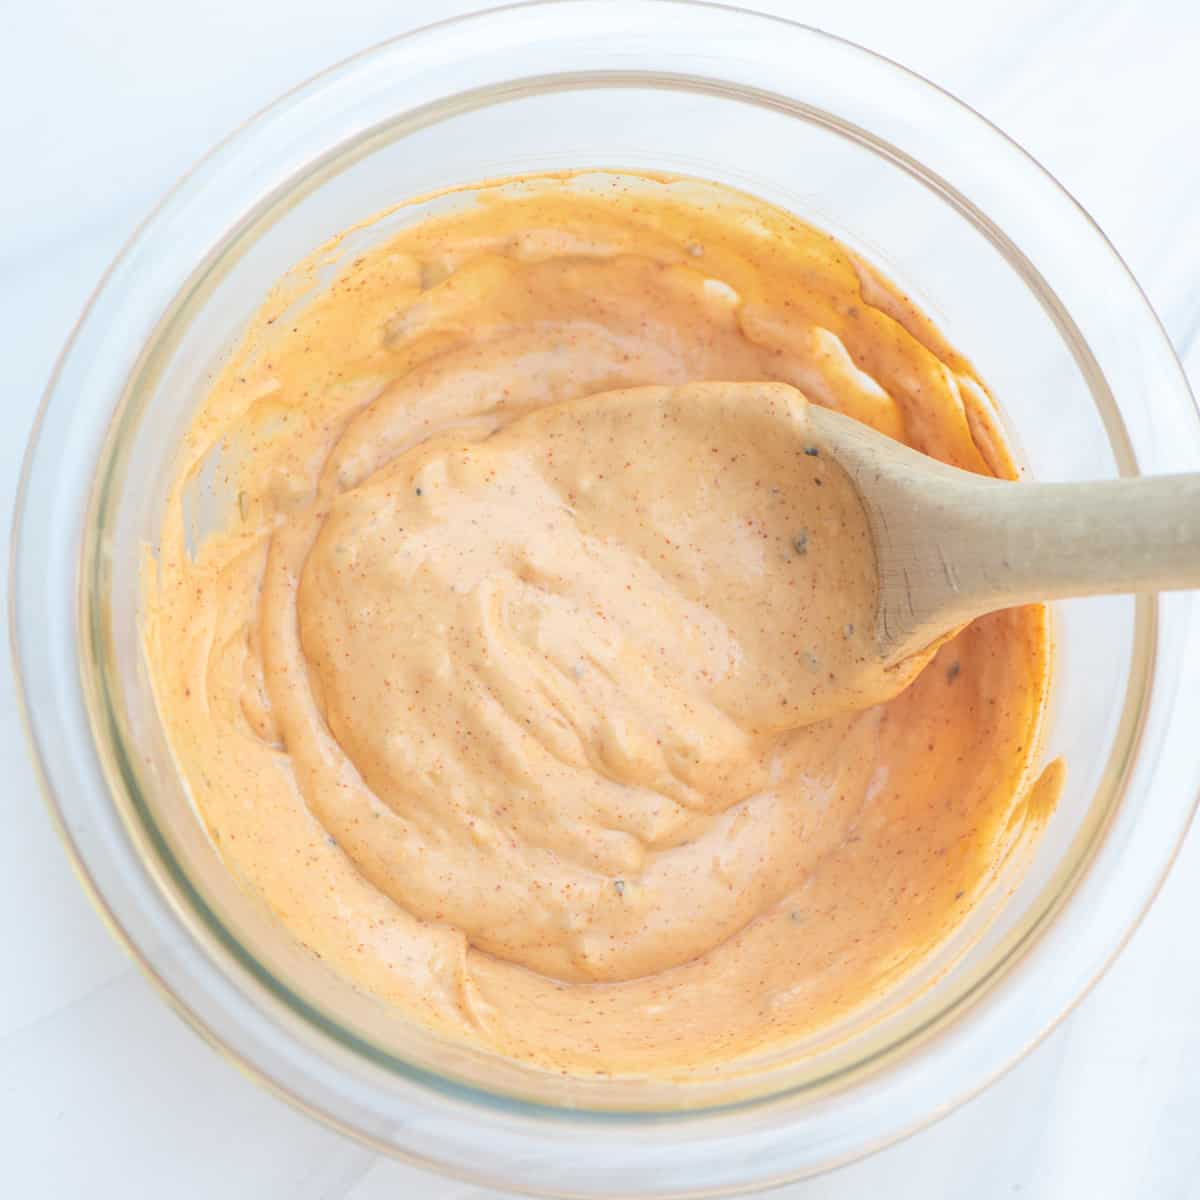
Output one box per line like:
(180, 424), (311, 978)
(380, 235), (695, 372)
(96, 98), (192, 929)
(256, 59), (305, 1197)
(805, 399), (1200, 669)
(495, 379), (1197, 723)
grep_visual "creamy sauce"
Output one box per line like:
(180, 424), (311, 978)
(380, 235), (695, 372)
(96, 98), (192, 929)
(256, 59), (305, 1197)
(144, 174), (1050, 1074)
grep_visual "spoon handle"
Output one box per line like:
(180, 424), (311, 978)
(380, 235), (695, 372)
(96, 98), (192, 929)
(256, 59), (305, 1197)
(946, 472), (1200, 605)
(876, 472), (1200, 664)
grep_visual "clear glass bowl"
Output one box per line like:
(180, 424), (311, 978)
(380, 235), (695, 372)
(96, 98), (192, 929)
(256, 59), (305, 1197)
(12, 2), (1200, 1194)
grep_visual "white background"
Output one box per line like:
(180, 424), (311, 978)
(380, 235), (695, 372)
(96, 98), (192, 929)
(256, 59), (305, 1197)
(4, 1), (1200, 1196)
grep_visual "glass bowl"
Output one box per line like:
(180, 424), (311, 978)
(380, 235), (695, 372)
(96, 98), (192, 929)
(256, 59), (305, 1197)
(12, 2), (1200, 1194)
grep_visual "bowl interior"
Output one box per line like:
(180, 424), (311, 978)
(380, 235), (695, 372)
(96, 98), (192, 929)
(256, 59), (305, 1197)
(88, 78), (1147, 1112)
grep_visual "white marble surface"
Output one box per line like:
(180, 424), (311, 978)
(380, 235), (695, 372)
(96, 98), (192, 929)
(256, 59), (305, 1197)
(4, 1), (1200, 1195)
